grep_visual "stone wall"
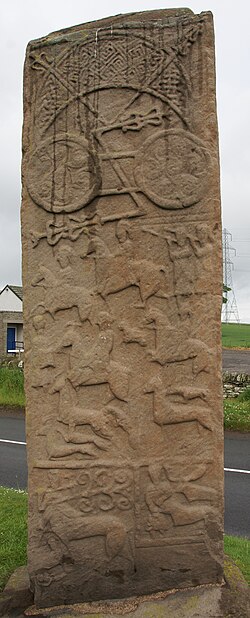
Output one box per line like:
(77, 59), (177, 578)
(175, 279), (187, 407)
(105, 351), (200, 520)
(223, 372), (250, 398)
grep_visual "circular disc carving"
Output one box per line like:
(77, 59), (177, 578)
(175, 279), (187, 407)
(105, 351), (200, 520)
(134, 130), (210, 209)
(27, 134), (100, 213)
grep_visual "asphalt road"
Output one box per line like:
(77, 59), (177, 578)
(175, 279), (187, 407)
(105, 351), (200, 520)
(223, 348), (250, 373)
(224, 431), (250, 537)
(0, 411), (27, 489)
(0, 411), (249, 537)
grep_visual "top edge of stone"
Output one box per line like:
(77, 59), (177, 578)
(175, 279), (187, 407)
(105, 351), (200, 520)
(27, 8), (211, 48)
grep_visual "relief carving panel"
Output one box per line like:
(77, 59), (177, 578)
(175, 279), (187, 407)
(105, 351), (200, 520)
(22, 8), (223, 608)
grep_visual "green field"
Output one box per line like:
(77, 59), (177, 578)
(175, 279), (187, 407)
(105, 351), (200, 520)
(0, 487), (27, 592)
(0, 367), (25, 407)
(222, 323), (250, 348)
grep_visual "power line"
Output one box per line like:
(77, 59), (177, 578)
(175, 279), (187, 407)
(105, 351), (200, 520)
(222, 228), (240, 323)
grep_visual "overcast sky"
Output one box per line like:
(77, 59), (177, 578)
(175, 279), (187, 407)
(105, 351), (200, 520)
(0, 0), (249, 321)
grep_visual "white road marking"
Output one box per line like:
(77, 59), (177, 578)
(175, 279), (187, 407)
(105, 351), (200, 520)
(0, 440), (249, 475)
(224, 467), (250, 475)
(0, 438), (26, 445)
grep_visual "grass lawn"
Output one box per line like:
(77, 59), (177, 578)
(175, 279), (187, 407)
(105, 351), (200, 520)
(224, 535), (250, 584)
(0, 487), (249, 594)
(224, 399), (250, 432)
(0, 367), (25, 407)
(0, 367), (250, 431)
(0, 487), (27, 592)
(222, 323), (250, 348)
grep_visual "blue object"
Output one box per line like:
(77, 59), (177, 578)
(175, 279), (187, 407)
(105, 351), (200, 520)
(7, 327), (16, 351)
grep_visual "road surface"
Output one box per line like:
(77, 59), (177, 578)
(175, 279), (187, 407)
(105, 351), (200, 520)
(0, 411), (249, 537)
(224, 431), (250, 537)
(223, 348), (250, 373)
(0, 410), (27, 489)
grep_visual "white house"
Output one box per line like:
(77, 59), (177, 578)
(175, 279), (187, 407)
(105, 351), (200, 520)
(0, 285), (23, 356)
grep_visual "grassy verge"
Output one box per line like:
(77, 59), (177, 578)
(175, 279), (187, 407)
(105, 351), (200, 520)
(224, 399), (250, 432)
(0, 367), (25, 407)
(0, 487), (27, 591)
(0, 487), (249, 593)
(0, 368), (249, 431)
(224, 535), (250, 584)
(222, 322), (250, 348)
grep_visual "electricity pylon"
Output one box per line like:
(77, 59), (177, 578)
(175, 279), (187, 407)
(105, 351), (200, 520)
(222, 228), (240, 323)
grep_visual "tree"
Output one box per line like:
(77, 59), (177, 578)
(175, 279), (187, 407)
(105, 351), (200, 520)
(223, 284), (231, 304)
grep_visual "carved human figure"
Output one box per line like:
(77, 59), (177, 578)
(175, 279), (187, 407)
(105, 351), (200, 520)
(116, 219), (135, 257)
(143, 224), (215, 297)
(28, 309), (57, 387)
(56, 245), (72, 268)
(32, 265), (94, 322)
(38, 420), (109, 459)
(82, 225), (168, 305)
(191, 224), (217, 261)
(165, 228), (194, 295)
(145, 307), (213, 375)
(189, 223), (217, 289)
(58, 318), (130, 401)
(99, 256), (168, 306)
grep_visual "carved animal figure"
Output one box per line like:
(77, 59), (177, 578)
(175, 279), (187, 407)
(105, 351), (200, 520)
(98, 257), (168, 305)
(119, 321), (147, 346)
(145, 307), (213, 374)
(49, 375), (114, 440)
(34, 531), (73, 587)
(106, 404), (137, 449)
(145, 375), (212, 430)
(145, 464), (215, 529)
(82, 233), (168, 305)
(32, 265), (94, 322)
(45, 425), (109, 458)
(147, 492), (214, 529)
(59, 323), (130, 401)
(43, 503), (128, 560)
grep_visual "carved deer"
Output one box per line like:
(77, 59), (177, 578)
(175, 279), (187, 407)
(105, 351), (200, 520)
(49, 374), (114, 440)
(144, 375), (212, 431)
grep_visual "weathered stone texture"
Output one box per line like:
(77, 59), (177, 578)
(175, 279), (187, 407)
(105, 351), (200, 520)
(21, 8), (223, 608)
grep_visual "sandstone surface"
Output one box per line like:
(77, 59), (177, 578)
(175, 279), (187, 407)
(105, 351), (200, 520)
(21, 8), (223, 608)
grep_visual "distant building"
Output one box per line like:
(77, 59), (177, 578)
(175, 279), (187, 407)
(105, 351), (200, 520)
(0, 285), (23, 356)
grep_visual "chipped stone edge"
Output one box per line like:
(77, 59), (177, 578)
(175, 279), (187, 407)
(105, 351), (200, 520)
(1, 558), (248, 616)
(27, 8), (204, 48)
(24, 582), (224, 616)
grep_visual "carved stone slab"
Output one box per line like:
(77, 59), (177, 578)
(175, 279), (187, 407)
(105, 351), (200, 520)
(21, 8), (223, 609)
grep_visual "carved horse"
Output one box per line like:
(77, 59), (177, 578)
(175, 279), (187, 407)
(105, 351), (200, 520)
(32, 265), (94, 322)
(82, 236), (168, 305)
(145, 307), (213, 375)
